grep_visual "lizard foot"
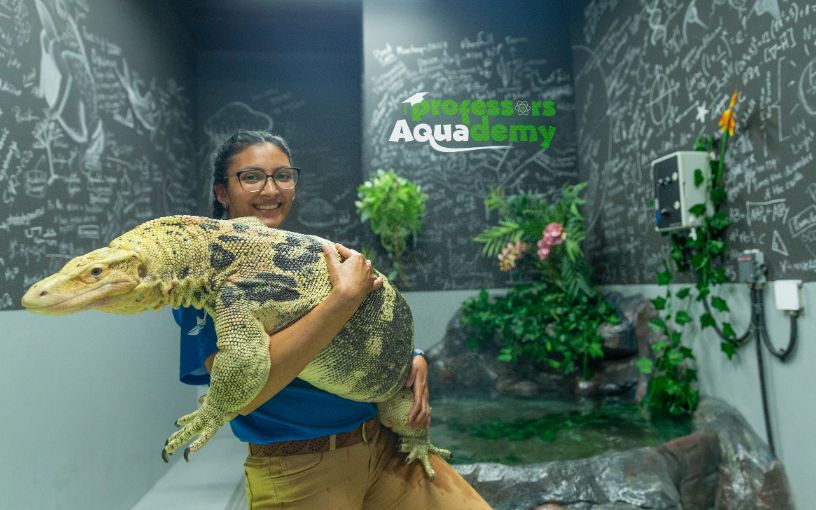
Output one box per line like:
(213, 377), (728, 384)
(162, 407), (231, 463)
(397, 437), (453, 481)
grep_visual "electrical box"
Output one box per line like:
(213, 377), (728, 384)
(737, 249), (766, 284)
(774, 280), (803, 311)
(652, 151), (713, 232)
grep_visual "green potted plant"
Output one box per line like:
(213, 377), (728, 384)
(355, 169), (428, 283)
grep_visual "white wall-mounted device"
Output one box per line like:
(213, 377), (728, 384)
(651, 151), (713, 232)
(774, 280), (803, 312)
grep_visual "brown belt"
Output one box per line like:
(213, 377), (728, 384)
(248, 417), (380, 457)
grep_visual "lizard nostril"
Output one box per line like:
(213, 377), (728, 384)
(39, 291), (48, 297)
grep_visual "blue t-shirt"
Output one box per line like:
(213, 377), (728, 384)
(173, 306), (377, 444)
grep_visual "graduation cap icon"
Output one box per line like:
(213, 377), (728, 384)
(402, 92), (428, 105)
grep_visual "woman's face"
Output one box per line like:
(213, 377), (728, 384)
(214, 142), (295, 229)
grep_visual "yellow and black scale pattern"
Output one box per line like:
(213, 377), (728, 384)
(61, 215), (449, 478)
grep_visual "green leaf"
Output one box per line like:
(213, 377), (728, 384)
(710, 187), (727, 206)
(649, 318), (667, 332)
(670, 331), (683, 345)
(657, 271), (672, 285)
(668, 349), (685, 366)
(692, 252), (708, 270)
(709, 211), (731, 231)
(694, 168), (704, 187)
(635, 357), (653, 374)
(689, 203), (707, 216)
(675, 311), (693, 326)
(676, 287), (691, 299)
(700, 313), (716, 329)
(721, 341), (737, 360)
(651, 296), (667, 310)
(712, 268), (729, 284)
(722, 322), (736, 339)
(710, 296), (729, 312)
(708, 240), (725, 255)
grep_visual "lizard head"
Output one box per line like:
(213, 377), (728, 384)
(21, 247), (150, 315)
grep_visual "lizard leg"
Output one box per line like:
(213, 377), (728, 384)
(377, 387), (452, 481)
(162, 300), (270, 462)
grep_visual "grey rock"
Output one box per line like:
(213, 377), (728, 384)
(693, 398), (794, 510)
(452, 398), (793, 510)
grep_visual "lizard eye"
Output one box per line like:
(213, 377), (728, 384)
(138, 264), (147, 278)
(90, 267), (103, 277)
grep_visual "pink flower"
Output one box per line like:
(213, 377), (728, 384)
(537, 245), (551, 260)
(543, 223), (565, 245)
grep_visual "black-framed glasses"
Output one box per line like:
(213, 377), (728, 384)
(229, 167), (300, 191)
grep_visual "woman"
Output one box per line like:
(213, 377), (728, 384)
(173, 130), (491, 509)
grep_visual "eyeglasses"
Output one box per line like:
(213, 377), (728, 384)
(229, 167), (300, 191)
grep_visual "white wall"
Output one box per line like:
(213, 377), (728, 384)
(0, 310), (197, 510)
(403, 289), (484, 350)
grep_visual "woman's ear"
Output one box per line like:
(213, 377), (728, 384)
(214, 182), (228, 208)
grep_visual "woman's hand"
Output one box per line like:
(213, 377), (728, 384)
(403, 354), (431, 429)
(322, 243), (383, 310)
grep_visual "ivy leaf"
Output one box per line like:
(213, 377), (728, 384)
(710, 296), (729, 312)
(709, 211), (731, 231)
(651, 296), (667, 310)
(668, 349), (685, 366)
(689, 203), (707, 216)
(675, 311), (693, 326)
(679, 346), (694, 359)
(692, 252), (708, 270)
(712, 268), (729, 284)
(670, 331), (683, 345)
(708, 240), (725, 255)
(710, 187), (727, 206)
(635, 357), (653, 374)
(694, 168), (704, 187)
(721, 341), (737, 360)
(649, 318), (667, 333)
(657, 271), (672, 285)
(676, 287), (691, 299)
(700, 313), (716, 329)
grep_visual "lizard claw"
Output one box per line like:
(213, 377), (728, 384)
(397, 437), (452, 481)
(184, 447), (190, 462)
(161, 448), (170, 463)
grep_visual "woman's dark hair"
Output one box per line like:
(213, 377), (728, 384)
(211, 130), (293, 219)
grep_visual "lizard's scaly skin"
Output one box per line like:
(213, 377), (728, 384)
(21, 215), (451, 479)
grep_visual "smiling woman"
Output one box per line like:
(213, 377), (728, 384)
(213, 141), (296, 229)
(172, 129), (493, 509)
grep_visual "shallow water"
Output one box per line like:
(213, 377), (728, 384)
(429, 396), (692, 465)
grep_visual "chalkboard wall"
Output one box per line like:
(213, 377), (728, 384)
(0, 0), (198, 310)
(363, 0), (579, 290)
(195, 48), (364, 247)
(571, 0), (816, 283)
(4, 0), (811, 311)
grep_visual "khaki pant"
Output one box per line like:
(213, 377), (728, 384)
(243, 426), (492, 509)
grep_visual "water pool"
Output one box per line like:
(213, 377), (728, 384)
(429, 396), (692, 465)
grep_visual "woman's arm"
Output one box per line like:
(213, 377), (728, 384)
(403, 354), (431, 429)
(204, 243), (382, 416)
